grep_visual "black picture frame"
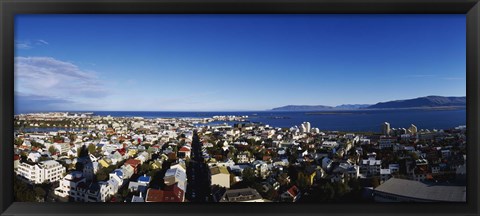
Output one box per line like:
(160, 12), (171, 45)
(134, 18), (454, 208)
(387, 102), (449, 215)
(1, 0), (479, 215)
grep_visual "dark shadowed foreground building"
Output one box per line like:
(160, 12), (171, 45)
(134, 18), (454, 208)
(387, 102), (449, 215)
(219, 188), (270, 202)
(373, 178), (466, 202)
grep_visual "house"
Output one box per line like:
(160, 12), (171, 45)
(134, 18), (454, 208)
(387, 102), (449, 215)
(334, 162), (360, 179)
(280, 185), (301, 202)
(237, 152), (253, 163)
(378, 139), (394, 149)
(322, 141), (339, 149)
(164, 164), (187, 186)
(54, 171), (87, 200)
(98, 159), (110, 168)
(135, 151), (150, 164)
(145, 183), (185, 202)
(128, 175), (150, 195)
(321, 157), (333, 171)
(380, 169), (392, 183)
(128, 147), (138, 157)
(389, 164), (400, 174)
(83, 182), (111, 202)
(53, 142), (71, 155)
(252, 160), (269, 179)
(210, 166), (231, 188)
(361, 154), (382, 177)
(124, 159), (142, 174)
(149, 160), (163, 170)
(13, 155), (20, 170)
(27, 152), (42, 163)
(120, 164), (135, 180)
(219, 188), (267, 202)
(178, 146), (191, 159)
(67, 148), (78, 158)
(131, 193), (145, 202)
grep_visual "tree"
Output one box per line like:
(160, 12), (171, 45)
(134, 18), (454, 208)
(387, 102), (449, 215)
(242, 167), (256, 185)
(296, 172), (309, 191)
(14, 177), (36, 202)
(323, 182), (335, 200)
(15, 138), (23, 146)
(139, 163), (150, 175)
(88, 144), (96, 154)
(371, 176), (380, 188)
(96, 170), (109, 182)
(48, 146), (57, 155)
(34, 187), (46, 199)
(277, 173), (290, 186)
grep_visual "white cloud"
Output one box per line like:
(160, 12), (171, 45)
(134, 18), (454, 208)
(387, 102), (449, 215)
(15, 56), (108, 110)
(15, 39), (49, 49)
(36, 39), (49, 45)
(405, 74), (435, 78)
(441, 77), (465, 80)
(15, 41), (32, 49)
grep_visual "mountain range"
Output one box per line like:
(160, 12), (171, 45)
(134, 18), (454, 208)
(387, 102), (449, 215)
(271, 96), (466, 111)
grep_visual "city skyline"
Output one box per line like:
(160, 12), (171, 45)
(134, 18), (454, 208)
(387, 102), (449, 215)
(14, 14), (466, 112)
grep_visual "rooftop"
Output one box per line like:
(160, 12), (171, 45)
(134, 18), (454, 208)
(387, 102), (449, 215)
(210, 166), (230, 175)
(374, 178), (466, 202)
(220, 188), (263, 202)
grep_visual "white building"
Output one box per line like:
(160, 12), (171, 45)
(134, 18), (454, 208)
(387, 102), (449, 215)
(361, 154), (381, 177)
(252, 160), (269, 179)
(54, 171), (87, 200)
(378, 139), (393, 149)
(27, 152), (42, 163)
(382, 122), (391, 136)
(210, 166), (230, 188)
(17, 160), (66, 184)
(164, 164), (187, 186)
(54, 142), (71, 155)
(322, 141), (339, 149)
(408, 124), (418, 135)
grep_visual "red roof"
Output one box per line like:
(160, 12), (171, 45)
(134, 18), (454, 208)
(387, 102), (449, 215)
(13, 154), (20, 161)
(117, 148), (126, 156)
(125, 159), (141, 167)
(146, 184), (184, 202)
(287, 185), (300, 198)
(179, 146), (191, 152)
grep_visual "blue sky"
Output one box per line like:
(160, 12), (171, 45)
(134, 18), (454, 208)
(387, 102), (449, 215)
(14, 14), (466, 112)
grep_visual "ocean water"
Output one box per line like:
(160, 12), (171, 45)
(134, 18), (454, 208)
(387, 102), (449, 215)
(90, 109), (466, 132)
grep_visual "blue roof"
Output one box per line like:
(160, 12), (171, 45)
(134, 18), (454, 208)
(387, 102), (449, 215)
(113, 169), (124, 178)
(137, 175), (151, 182)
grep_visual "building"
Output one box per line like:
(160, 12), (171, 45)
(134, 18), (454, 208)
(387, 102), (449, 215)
(164, 164), (187, 186)
(374, 178), (466, 202)
(280, 185), (301, 202)
(361, 155), (381, 177)
(17, 160), (65, 184)
(53, 142), (71, 155)
(219, 188), (267, 202)
(382, 122), (391, 136)
(124, 159), (142, 174)
(210, 166), (230, 188)
(54, 171), (87, 201)
(178, 146), (191, 159)
(322, 141), (339, 149)
(378, 139), (394, 149)
(145, 183), (185, 202)
(408, 124), (418, 135)
(380, 169), (392, 183)
(304, 122), (311, 133)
